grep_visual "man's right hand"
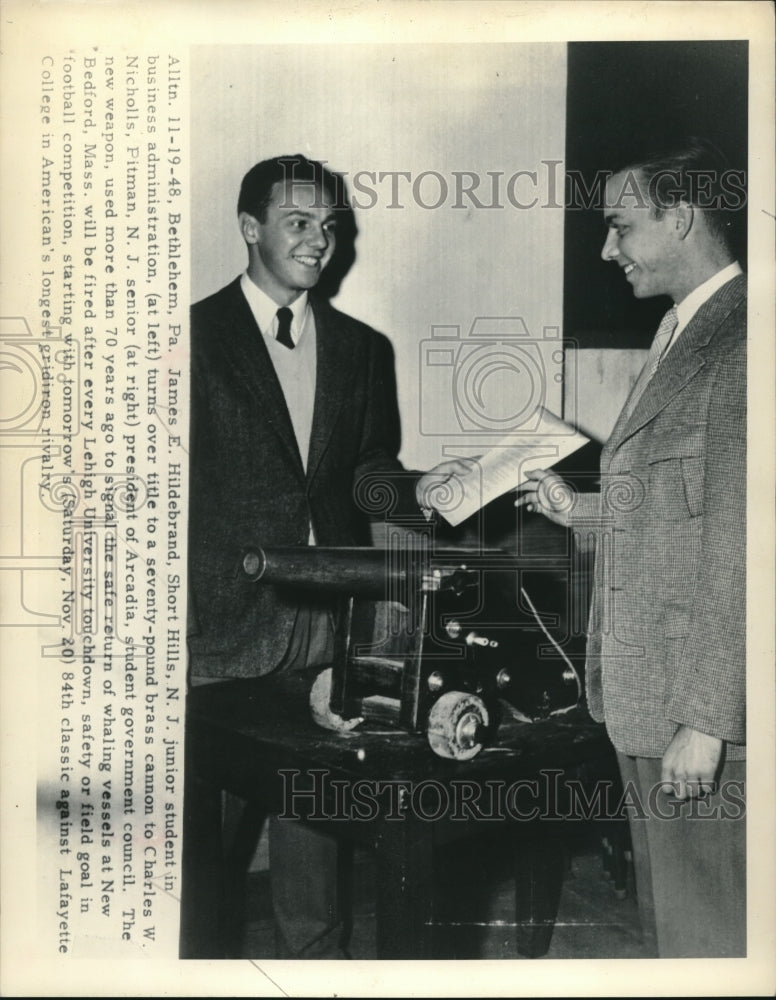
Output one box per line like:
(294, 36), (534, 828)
(515, 468), (575, 528)
(416, 458), (478, 512)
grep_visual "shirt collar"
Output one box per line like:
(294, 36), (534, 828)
(240, 272), (309, 345)
(674, 261), (743, 336)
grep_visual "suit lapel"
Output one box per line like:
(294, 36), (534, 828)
(307, 296), (351, 483)
(612, 333), (706, 446)
(605, 275), (746, 462)
(218, 279), (305, 471)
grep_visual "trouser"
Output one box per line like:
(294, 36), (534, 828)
(269, 603), (346, 957)
(269, 817), (346, 958)
(616, 752), (746, 958)
(191, 602), (344, 958)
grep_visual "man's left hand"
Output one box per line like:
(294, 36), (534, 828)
(661, 724), (723, 799)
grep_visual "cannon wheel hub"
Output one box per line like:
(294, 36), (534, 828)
(427, 691), (490, 760)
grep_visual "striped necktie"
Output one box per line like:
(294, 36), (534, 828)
(275, 306), (295, 349)
(623, 305), (678, 419)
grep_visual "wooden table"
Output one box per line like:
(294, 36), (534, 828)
(179, 668), (624, 960)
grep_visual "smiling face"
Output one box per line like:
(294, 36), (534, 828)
(241, 180), (337, 306)
(601, 170), (682, 301)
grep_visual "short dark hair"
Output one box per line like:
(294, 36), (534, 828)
(616, 137), (746, 250)
(237, 154), (343, 222)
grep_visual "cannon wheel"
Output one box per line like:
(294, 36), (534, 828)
(426, 691), (490, 761)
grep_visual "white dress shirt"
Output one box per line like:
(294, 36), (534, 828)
(665, 261), (743, 357)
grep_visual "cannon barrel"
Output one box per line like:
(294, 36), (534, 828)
(242, 546), (408, 596)
(242, 545), (571, 597)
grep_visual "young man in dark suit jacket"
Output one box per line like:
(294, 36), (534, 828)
(188, 155), (465, 957)
(517, 139), (747, 957)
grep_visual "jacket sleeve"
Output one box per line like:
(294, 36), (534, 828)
(351, 331), (421, 520)
(664, 336), (746, 744)
(568, 490), (604, 553)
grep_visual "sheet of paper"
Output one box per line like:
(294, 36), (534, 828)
(434, 407), (589, 526)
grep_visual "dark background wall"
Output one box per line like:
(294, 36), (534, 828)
(564, 40), (749, 349)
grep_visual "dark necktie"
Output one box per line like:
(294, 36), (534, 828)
(275, 306), (295, 349)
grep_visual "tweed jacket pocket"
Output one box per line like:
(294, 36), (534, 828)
(679, 457), (704, 517)
(647, 422), (707, 520)
(646, 422), (706, 461)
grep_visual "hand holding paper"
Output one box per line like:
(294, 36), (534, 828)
(515, 468), (578, 528)
(416, 457), (480, 513)
(423, 407), (588, 527)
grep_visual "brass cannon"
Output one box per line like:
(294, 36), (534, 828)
(242, 546), (581, 760)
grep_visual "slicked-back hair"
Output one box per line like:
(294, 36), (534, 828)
(616, 137), (746, 252)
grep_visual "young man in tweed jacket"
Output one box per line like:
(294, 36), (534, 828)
(518, 139), (746, 957)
